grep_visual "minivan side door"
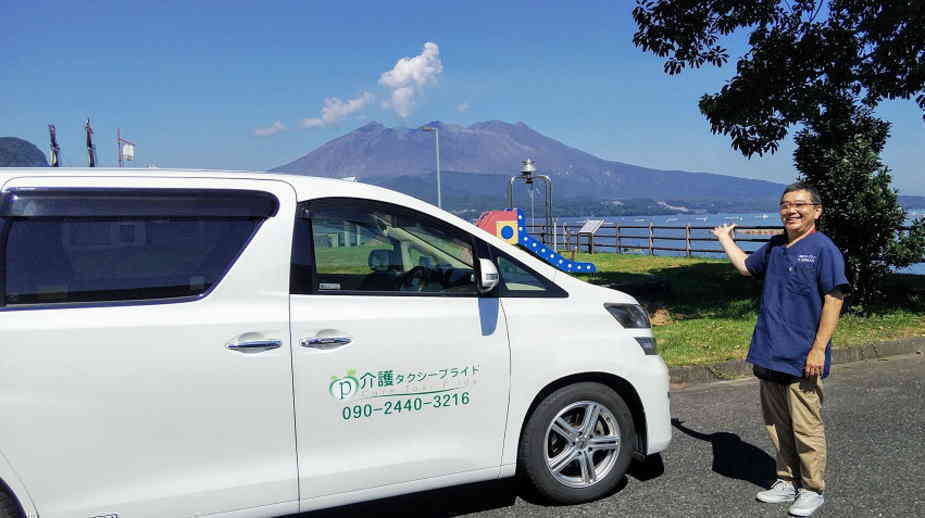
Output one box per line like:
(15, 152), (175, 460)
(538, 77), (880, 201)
(0, 177), (300, 518)
(289, 198), (511, 509)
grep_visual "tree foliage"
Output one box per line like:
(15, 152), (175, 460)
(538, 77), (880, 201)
(794, 100), (925, 307)
(632, 0), (925, 307)
(632, 0), (925, 157)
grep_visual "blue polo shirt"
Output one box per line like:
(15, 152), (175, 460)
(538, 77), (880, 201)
(744, 231), (849, 379)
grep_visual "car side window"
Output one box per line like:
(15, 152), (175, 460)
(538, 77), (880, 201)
(0, 189), (276, 307)
(498, 256), (547, 292)
(292, 198), (478, 296)
(492, 247), (568, 298)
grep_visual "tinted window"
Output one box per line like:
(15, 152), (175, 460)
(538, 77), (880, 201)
(293, 198), (477, 295)
(498, 256), (547, 292)
(492, 248), (568, 298)
(3, 217), (260, 305)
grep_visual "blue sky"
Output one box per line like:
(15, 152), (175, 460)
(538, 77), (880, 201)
(3, 0), (923, 194)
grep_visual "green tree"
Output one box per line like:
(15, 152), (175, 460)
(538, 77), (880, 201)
(794, 100), (925, 306)
(633, 0), (925, 306)
(632, 0), (925, 157)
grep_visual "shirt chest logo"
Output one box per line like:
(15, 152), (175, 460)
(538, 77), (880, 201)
(797, 254), (816, 264)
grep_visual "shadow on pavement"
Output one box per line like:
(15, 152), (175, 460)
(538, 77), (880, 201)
(294, 478), (518, 517)
(294, 466), (644, 516)
(672, 418), (775, 487)
(628, 452), (665, 482)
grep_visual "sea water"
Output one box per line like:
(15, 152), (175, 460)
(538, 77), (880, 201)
(538, 212), (925, 276)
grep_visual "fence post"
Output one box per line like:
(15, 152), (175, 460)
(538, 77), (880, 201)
(615, 224), (622, 254)
(685, 224), (691, 257)
(648, 222), (654, 255)
(587, 232), (593, 254)
(553, 218), (558, 252)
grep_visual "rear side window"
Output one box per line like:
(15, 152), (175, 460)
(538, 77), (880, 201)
(0, 189), (277, 306)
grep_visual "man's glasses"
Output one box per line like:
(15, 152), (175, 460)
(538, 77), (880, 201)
(779, 202), (820, 211)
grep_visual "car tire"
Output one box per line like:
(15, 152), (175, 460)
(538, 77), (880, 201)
(0, 489), (21, 518)
(518, 382), (635, 504)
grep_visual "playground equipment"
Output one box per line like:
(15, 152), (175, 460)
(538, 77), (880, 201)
(476, 208), (596, 273)
(476, 160), (596, 273)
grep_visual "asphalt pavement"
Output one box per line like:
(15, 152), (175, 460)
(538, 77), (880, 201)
(301, 353), (925, 518)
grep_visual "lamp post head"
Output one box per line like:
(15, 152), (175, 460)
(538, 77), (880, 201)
(521, 159), (536, 183)
(422, 126), (436, 132)
(521, 159), (536, 175)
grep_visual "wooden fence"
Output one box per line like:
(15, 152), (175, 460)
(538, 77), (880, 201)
(524, 222), (916, 257)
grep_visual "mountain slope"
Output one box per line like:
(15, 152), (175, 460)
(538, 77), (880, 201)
(0, 137), (48, 167)
(272, 120), (784, 202)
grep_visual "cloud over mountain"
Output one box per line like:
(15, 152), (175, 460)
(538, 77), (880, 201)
(256, 41), (443, 134)
(254, 121), (286, 136)
(303, 92), (374, 128)
(378, 42), (443, 118)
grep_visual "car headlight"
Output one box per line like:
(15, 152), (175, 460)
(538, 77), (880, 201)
(634, 336), (658, 355)
(605, 304), (656, 355)
(604, 303), (651, 329)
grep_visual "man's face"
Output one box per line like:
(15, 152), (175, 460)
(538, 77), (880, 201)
(779, 189), (822, 236)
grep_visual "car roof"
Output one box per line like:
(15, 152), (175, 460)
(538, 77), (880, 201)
(1, 167), (380, 199)
(0, 167), (445, 212)
(0, 167), (568, 283)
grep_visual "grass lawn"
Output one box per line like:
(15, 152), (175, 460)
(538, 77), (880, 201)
(570, 253), (925, 367)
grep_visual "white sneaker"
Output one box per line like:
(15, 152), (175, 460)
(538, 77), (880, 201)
(789, 489), (825, 516)
(756, 479), (798, 503)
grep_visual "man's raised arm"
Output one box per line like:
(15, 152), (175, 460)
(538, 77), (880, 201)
(711, 224), (751, 276)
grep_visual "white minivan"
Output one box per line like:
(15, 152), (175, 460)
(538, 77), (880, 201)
(0, 169), (671, 518)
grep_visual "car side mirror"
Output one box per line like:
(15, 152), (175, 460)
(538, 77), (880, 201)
(477, 258), (500, 294)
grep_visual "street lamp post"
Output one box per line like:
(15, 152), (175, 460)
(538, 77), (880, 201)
(422, 126), (442, 208)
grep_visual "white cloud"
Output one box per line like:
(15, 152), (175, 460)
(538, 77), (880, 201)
(259, 42), (443, 132)
(303, 92), (374, 128)
(457, 102), (470, 112)
(254, 121), (286, 136)
(379, 42), (443, 118)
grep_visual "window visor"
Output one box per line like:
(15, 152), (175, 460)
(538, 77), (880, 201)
(0, 188), (279, 218)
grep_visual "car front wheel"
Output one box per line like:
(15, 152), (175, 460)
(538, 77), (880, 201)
(518, 382), (635, 504)
(0, 489), (22, 518)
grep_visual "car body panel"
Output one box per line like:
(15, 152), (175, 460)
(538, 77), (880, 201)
(290, 295), (510, 505)
(0, 174), (300, 517)
(0, 168), (671, 517)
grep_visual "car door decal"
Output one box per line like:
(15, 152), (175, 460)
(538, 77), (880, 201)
(329, 365), (481, 421)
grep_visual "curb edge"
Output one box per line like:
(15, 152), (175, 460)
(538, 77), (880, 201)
(668, 336), (925, 387)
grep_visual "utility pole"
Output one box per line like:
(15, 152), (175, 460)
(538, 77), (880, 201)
(422, 126), (442, 208)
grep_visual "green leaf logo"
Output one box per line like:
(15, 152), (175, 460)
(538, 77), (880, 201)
(328, 372), (360, 401)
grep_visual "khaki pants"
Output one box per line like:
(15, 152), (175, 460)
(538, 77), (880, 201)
(760, 377), (826, 492)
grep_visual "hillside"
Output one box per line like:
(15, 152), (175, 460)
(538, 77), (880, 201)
(271, 121), (785, 205)
(0, 137), (48, 167)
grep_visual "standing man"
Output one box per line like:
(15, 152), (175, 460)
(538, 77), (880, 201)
(712, 183), (848, 517)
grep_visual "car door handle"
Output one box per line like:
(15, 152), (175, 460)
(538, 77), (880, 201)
(227, 339), (282, 351)
(301, 337), (352, 349)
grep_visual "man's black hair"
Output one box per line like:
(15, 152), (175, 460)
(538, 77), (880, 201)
(781, 182), (821, 204)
